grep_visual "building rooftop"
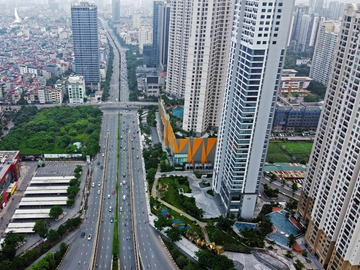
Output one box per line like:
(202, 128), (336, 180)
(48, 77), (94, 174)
(0, 151), (20, 182)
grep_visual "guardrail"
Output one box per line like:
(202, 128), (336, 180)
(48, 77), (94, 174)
(90, 132), (110, 270)
(128, 130), (141, 270)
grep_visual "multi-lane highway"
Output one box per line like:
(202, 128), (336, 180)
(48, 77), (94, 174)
(61, 17), (176, 270)
(60, 113), (113, 270)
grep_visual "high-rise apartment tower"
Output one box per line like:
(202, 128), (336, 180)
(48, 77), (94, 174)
(71, 2), (100, 92)
(298, 4), (360, 269)
(212, 0), (294, 218)
(310, 20), (340, 86)
(167, 0), (235, 135)
(157, 1), (170, 71)
(112, 0), (120, 22)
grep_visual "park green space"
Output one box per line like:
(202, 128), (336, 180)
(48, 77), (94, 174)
(266, 140), (313, 164)
(157, 175), (204, 219)
(0, 105), (102, 155)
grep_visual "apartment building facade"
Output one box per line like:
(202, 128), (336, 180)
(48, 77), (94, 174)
(212, 0), (294, 218)
(298, 4), (360, 269)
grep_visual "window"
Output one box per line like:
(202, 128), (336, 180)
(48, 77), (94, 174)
(278, 9), (282, 12)
(272, 41), (277, 45)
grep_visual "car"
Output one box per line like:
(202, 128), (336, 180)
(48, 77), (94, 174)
(109, 206), (112, 212)
(110, 217), (114, 223)
(97, 190), (100, 195)
(123, 195), (126, 200)
(81, 232), (85, 238)
(98, 182), (101, 187)
(108, 194), (111, 199)
(120, 183), (123, 187)
(122, 180), (126, 185)
(100, 166), (103, 170)
(119, 207), (123, 212)
(112, 190), (115, 195)
(88, 234), (92, 240)
(123, 173), (126, 177)
(136, 156), (139, 159)
(92, 183), (95, 188)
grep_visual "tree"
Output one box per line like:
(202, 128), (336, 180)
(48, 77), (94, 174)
(196, 250), (235, 270)
(74, 165), (83, 174)
(49, 205), (63, 219)
(57, 224), (67, 237)
(270, 173), (276, 184)
(292, 183), (299, 195)
(285, 250), (293, 258)
(288, 234), (296, 248)
(154, 215), (172, 231)
(216, 216), (234, 232)
(294, 259), (305, 270)
(166, 227), (182, 242)
(67, 199), (75, 206)
(2, 231), (25, 248)
(69, 178), (80, 187)
(146, 168), (157, 184)
(304, 94), (317, 102)
(47, 229), (59, 243)
(301, 249), (307, 257)
(60, 242), (68, 254)
(33, 219), (50, 238)
(175, 256), (188, 268)
(67, 185), (80, 197)
(212, 228), (223, 244)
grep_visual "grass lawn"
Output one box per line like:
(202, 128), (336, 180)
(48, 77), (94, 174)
(158, 176), (191, 193)
(266, 140), (313, 163)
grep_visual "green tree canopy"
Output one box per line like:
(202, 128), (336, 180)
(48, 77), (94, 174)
(165, 227), (182, 242)
(33, 219), (50, 238)
(49, 205), (63, 219)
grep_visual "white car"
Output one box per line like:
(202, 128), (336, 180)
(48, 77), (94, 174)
(97, 190), (100, 195)
(136, 156), (139, 159)
(92, 183), (95, 188)
(88, 234), (92, 240)
(120, 183), (123, 187)
(109, 206), (112, 212)
(108, 194), (111, 199)
(123, 195), (126, 201)
(119, 207), (123, 212)
(98, 182), (101, 187)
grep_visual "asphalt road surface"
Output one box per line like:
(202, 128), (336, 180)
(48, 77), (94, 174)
(61, 17), (176, 270)
(60, 114), (111, 270)
(122, 112), (177, 270)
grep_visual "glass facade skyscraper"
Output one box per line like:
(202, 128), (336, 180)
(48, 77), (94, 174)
(71, 2), (100, 92)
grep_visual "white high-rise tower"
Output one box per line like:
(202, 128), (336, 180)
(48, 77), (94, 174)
(212, 0), (294, 218)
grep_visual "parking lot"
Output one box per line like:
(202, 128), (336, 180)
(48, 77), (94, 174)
(0, 161), (88, 254)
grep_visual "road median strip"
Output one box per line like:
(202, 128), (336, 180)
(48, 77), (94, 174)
(112, 113), (121, 270)
(129, 130), (141, 269)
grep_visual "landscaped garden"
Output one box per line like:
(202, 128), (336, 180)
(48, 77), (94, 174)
(151, 197), (204, 240)
(157, 175), (204, 219)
